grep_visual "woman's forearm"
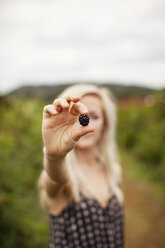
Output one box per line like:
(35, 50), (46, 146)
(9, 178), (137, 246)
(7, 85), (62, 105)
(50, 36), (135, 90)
(43, 147), (69, 185)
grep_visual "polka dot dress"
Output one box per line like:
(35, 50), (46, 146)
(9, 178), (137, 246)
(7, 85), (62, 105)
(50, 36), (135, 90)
(49, 194), (124, 248)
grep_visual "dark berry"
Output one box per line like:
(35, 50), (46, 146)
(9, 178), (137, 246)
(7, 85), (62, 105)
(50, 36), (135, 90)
(79, 114), (89, 126)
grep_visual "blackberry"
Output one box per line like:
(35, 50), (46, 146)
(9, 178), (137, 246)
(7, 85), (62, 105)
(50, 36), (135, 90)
(79, 114), (90, 126)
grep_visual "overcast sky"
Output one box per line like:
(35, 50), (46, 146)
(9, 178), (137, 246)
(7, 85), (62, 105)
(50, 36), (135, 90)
(0, 0), (165, 94)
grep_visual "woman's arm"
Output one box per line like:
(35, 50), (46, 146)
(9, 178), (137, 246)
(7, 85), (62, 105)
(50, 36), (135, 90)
(40, 95), (94, 198)
(38, 168), (71, 213)
(43, 147), (69, 185)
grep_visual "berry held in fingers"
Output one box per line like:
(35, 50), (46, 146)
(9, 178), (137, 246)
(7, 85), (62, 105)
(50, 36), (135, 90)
(79, 114), (90, 126)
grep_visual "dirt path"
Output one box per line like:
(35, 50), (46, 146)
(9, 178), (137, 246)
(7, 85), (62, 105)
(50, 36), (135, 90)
(122, 166), (165, 248)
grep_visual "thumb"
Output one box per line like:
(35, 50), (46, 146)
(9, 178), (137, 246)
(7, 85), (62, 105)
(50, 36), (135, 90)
(71, 122), (95, 142)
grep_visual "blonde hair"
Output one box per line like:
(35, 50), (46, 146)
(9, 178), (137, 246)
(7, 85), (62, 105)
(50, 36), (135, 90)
(38, 83), (124, 207)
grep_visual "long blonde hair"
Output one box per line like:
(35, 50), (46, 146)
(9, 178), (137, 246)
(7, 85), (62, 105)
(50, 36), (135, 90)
(38, 83), (124, 207)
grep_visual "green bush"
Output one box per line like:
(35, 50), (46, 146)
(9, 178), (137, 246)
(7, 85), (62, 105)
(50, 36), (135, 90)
(117, 90), (165, 183)
(0, 98), (48, 248)
(0, 90), (164, 247)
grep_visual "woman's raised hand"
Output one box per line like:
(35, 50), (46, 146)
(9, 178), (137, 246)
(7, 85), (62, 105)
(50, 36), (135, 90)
(42, 95), (95, 157)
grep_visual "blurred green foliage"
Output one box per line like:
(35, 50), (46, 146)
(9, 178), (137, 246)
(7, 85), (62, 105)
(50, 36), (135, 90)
(117, 90), (165, 186)
(0, 88), (164, 247)
(0, 98), (48, 248)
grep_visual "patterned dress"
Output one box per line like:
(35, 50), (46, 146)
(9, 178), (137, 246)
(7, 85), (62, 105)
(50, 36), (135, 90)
(49, 193), (125, 248)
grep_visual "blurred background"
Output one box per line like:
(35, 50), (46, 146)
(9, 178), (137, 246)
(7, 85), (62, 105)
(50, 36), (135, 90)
(0, 0), (165, 247)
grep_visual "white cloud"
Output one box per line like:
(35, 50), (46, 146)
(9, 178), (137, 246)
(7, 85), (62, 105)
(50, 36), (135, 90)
(0, 0), (165, 94)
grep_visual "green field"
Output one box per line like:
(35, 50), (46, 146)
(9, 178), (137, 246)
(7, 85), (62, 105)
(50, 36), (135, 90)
(0, 86), (164, 248)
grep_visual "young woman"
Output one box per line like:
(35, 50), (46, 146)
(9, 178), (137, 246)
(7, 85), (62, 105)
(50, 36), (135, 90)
(38, 84), (125, 248)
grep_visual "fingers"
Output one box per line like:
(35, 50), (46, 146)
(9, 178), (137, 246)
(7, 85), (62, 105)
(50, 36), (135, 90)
(45, 95), (87, 117)
(43, 104), (58, 117)
(64, 95), (80, 103)
(53, 98), (70, 112)
(69, 102), (88, 116)
(53, 95), (80, 113)
(53, 95), (88, 117)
